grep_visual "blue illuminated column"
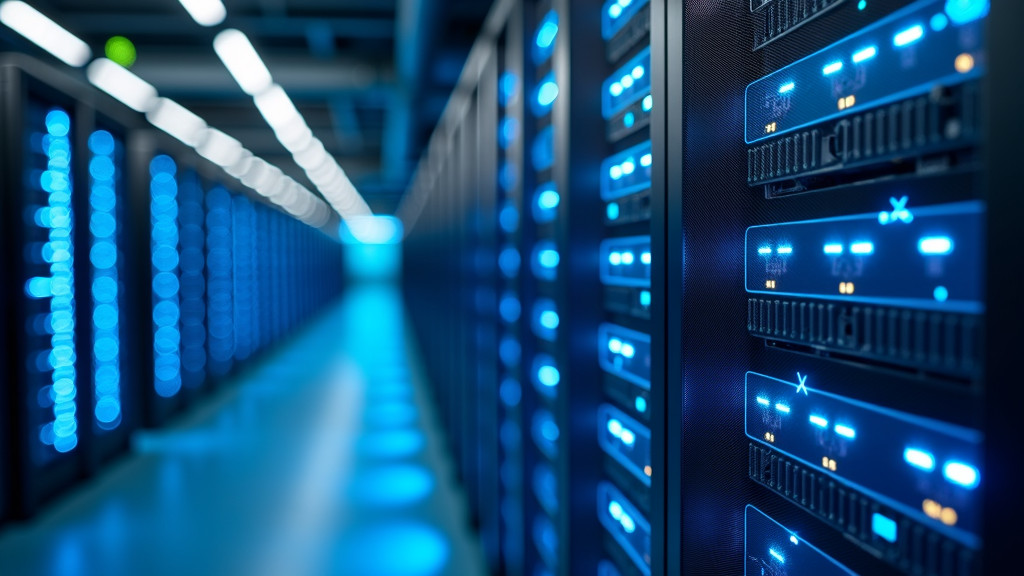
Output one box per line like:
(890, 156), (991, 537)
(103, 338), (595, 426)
(26, 107), (79, 455)
(232, 195), (254, 361)
(150, 155), (182, 398)
(206, 186), (235, 375)
(178, 171), (207, 389)
(88, 130), (122, 430)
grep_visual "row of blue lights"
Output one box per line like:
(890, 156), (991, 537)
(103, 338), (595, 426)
(206, 187), (235, 374)
(607, 337), (637, 359)
(608, 65), (645, 97)
(608, 249), (652, 266)
(815, 236), (953, 256)
(620, 95), (654, 130)
(779, 0), (989, 94)
(903, 447), (979, 488)
(602, 0), (649, 39)
(232, 195), (255, 362)
(88, 131), (121, 430)
(179, 173), (207, 385)
(150, 155), (182, 398)
(607, 499), (636, 534)
(31, 109), (79, 453)
(533, 184), (559, 224)
(608, 151), (652, 180)
(532, 11), (558, 66)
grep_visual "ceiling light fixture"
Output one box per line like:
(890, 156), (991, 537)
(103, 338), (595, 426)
(213, 29), (273, 95)
(0, 0), (91, 67)
(177, 0), (226, 27)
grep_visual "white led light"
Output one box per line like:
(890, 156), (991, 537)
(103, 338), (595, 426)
(177, 0), (226, 27)
(253, 84), (302, 128)
(196, 128), (244, 168)
(146, 97), (208, 147)
(86, 58), (159, 113)
(0, 1), (91, 67)
(213, 29), (273, 96)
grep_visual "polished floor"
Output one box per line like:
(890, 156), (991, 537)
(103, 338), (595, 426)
(0, 283), (488, 576)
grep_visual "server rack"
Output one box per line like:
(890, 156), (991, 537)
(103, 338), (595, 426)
(0, 55), (143, 517)
(671, 0), (994, 574)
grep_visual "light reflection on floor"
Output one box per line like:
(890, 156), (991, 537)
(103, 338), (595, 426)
(0, 283), (487, 576)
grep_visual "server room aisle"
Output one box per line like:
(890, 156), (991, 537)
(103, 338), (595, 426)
(0, 284), (488, 576)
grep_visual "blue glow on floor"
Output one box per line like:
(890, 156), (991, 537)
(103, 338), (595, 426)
(348, 465), (435, 507)
(358, 430), (426, 459)
(333, 522), (450, 576)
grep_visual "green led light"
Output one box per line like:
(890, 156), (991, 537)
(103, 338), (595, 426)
(105, 36), (137, 68)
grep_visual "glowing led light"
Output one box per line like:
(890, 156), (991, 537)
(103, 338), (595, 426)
(104, 35), (137, 68)
(776, 246), (792, 255)
(537, 364), (560, 387)
(609, 165), (623, 180)
(631, 65), (644, 79)
(852, 46), (878, 63)
(642, 95), (653, 111)
(608, 3), (622, 18)
(758, 246), (772, 255)
(775, 403), (790, 414)
(872, 513), (898, 543)
(621, 75), (634, 89)
(535, 18), (558, 49)
(822, 61), (844, 76)
(177, 0), (226, 26)
(850, 241), (874, 255)
(640, 252), (651, 265)
(639, 290), (651, 306)
(635, 396), (647, 412)
(608, 338), (623, 353)
(213, 28), (273, 95)
(823, 243), (844, 255)
(620, 429), (635, 446)
(0, 1), (92, 67)
(790, 535), (799, 545)
(919, 236), (953, 255)
(623, 112), (635, 128)
(537, 81), (559, 107)
(943, 461), (979, 489)
(778, 82), (795, 94)
(539, 310), (560, 330)
(620, 513), (636, 533)
(930, 12), (949, 31)
(769, 548), (785, 563)
(620, 342), (636, 359)
(904, 448), (936, 471)
(609, 252), (622, 265)
(756, 396), (770, 406)
(610, 82), (623, 97)
(608, 418), (623, 436)
(834, 424), (856, 439)
(934, 286), (949, 302)
(858, 0), (867, 9)
(538, 188), (560, 210)
(809, 415), (829, 428)
(639, 153), (653, 168)
(621, 251), (635, 265)
(607, 202), (620, 220)
(621, 159), (635, 175)
(944, 0), (989, 26)
(955, 53), (975, 73)
(151, 155), (182, 398)
(539, 249), (559, 268)
(893, 24), (924, 47)
(608, 500), (623, 520)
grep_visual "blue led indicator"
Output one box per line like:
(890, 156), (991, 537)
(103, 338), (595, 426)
(934, 286), (949, 302)
(607, 418), (623, 436)
(943, 461), (979, 489)
(151, 155), (182, 398)
(757, 246), (772, 255)
(609, 499), (623, 519)
(634, 396), (647, 413)
(858, 0), (866, 10)
(536, 81), (559, 107)
(642, 95), (652, 111)
(834, 424), (857, 439)
(609, 252), (622, 266)
(606, 202), (620, 220)
(608, 3), (622, 18)
(640, 153), (652, 167)
(539, 310), (560, 330)
(822, 61), (844, 76)
(538, 188), (560, 210)
(756, 396), (770, 406)
(621, 251), (635, 265)
(850, 241), (874, 255)
(778, 82), (795, 94)
(609, 82), (623, 97)
(639, 290), (651, 306)
(823, 243), (844, 255)
(608, 338), (623, 353)
(809, 415), (829, 428)
(537, 364), (560, 387)
(944, 0), (989, 26)
(620, 343), (636, 359)
(775, 403), (791, 414)
(622, 112), (635, 128)
(893, 24), (924, 47)
(918, 236), (953, 255)
(499, 295), (521, 323)
(903, 447), (936, 471)
(776, 246), (792, 255)
(930, 12), (949, 31)
(640, 251), (651, 265)
(852, 45), (878, 63)
(769, 548), (785, 563)
(790, 535), (799, 545)
(872, 513), (898, 543)
(538, 249), (559, 269)
(535, 19), (557, 48)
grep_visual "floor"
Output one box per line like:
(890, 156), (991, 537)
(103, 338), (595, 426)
(0, 283), (488, 576)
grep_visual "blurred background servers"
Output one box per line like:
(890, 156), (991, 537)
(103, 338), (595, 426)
(0, 0), (1020, 575)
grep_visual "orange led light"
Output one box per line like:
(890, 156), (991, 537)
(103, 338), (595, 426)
(955, 53), (975, 74)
